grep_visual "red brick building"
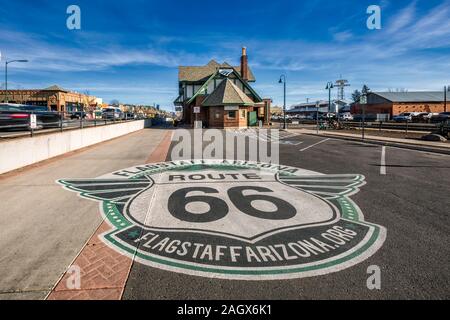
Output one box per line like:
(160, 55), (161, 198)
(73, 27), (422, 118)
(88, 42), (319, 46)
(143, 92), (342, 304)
(351, 91), (449, 118)
(174, 48), (271, 128)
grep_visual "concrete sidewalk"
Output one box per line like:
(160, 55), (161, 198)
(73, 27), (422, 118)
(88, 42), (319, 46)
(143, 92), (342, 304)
(0, 128), (170, 300)
(289, 128), (450, 154)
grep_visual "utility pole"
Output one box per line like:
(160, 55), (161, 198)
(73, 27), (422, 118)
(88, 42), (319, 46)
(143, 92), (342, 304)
(316, 101), (320, 134)
(326, 82), (334, 114)
(4, 59), (28, 103)
(361, 93), (368, 140)
(445, 86), (447, 112)
(279, 75), (287, 130)
(5, 62), (7, 103)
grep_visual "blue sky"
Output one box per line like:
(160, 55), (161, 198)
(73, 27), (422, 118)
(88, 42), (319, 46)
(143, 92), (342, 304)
(0, 0), (449, 110)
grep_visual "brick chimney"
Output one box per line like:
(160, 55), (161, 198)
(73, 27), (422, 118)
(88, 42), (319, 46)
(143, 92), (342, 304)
(240, 47), (248, 81)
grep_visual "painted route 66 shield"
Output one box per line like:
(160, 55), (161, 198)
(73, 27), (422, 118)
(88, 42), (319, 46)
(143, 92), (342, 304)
(58, 160), (386, 280)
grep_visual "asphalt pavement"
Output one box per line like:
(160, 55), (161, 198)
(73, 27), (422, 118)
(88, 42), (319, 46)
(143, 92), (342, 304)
(0, 128), (448, 300)
(123, 130), (449, 299)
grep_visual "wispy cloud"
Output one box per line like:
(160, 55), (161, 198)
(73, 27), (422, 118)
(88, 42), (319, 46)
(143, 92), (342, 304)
(332, 31), (353, 42)
(0, 29), (209, 72)
(0, 0), (449, 107)
(386, 1), (416, 34)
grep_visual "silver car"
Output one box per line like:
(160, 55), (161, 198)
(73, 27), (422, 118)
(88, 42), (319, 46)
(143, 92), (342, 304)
(102, 107), (123, 120)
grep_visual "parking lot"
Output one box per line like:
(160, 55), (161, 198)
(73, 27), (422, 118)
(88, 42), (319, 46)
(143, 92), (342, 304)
(0, 127), (448, 300)
(0, 104), (149, 139)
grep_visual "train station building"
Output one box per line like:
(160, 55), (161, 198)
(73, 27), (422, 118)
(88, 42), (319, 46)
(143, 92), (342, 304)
(174, 47), (271, 128)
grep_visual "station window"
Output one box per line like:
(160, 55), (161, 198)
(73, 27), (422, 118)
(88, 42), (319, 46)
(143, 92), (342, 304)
(241, 110), (246, 119)
(228, 111), (236, 119)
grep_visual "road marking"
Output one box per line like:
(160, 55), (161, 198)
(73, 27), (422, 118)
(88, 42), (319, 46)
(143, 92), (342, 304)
(300, 138), (330, 152)
(57, 160), (386, 280)
(280, 132), (301, 140)
(380, 146), (386, 175)
(281, 141), (303, 146)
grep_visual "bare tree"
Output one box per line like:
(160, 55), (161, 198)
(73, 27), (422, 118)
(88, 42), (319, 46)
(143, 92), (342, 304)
(352, 90), (361, 103)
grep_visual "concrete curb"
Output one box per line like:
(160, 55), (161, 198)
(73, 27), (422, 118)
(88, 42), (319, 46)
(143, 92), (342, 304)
(299, 132), (450, 155)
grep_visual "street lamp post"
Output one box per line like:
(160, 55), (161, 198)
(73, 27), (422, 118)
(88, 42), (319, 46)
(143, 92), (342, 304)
(325, 82), (334, 115)
(279, 75), (287, 130)
(445, 86), (447, 113)
(316, 101), (320, 134)
(4, 59), (28, 103)
(360, 92), (368, 140)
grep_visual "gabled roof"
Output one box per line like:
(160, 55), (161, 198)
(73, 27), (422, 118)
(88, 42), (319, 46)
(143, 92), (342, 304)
(187, 68), (262, 105)
(179, 59), (255, 82)
(173, 95), (183, 106)
(202, 79), (255, 106)
(43, 85), (68, 92)
(373, 91), (446, 102)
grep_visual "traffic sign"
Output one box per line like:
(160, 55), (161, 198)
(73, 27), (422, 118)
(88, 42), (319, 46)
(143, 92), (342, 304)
(30, 114), (37, 129)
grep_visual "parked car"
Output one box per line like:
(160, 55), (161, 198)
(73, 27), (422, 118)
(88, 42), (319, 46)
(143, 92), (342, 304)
(353, 114), (377, 122)
(410, 112), (431, 123)
(339, 112), (354, 121)
(325, 113), (337, 119)
(430, 112), (450, 123)
(124, 112), (136, 120)
(102, 107), (123, 120)
(438, 119), (450, 137)
(424, 113), (439, 121)
(0, 104), (62, 130)
(70, 111), (87, 120)
(393, 112), (413, 122)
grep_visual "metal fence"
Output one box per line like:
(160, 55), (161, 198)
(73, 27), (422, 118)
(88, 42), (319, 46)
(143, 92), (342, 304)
(0, 111), (145, 139)
(274, 119), (441, 131)
(273, 118), (450, 140)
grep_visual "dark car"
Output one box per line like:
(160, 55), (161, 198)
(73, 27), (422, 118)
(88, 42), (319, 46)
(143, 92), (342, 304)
(411, 112), (430, 123)
(0, 104), (62, 130)
(439, 119), (450, 137)
(352, 114), (377, 122)
(431, 112), (450, 123)
(70, 111), (87, 120)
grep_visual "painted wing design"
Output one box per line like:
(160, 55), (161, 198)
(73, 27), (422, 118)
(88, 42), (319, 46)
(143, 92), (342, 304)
(278, 174), (365, 199)
(58, 175), (154, 204)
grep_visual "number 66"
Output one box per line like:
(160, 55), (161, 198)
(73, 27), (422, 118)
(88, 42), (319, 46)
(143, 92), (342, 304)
(168, 186), (297, 223)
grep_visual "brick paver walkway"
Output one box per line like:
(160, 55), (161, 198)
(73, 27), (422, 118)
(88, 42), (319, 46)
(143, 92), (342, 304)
(47, 130), (173, 300)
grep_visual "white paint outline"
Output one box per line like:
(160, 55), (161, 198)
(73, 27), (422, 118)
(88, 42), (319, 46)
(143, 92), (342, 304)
(300, 138), (330, 152)
(380, 146), (387, 175)
(58, 160), (387, 281)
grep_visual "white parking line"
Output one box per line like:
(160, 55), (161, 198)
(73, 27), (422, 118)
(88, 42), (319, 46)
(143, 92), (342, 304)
(280, 132), (301, 140)
(380, 146), (387, 175)
(300, 138), (330, 152)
